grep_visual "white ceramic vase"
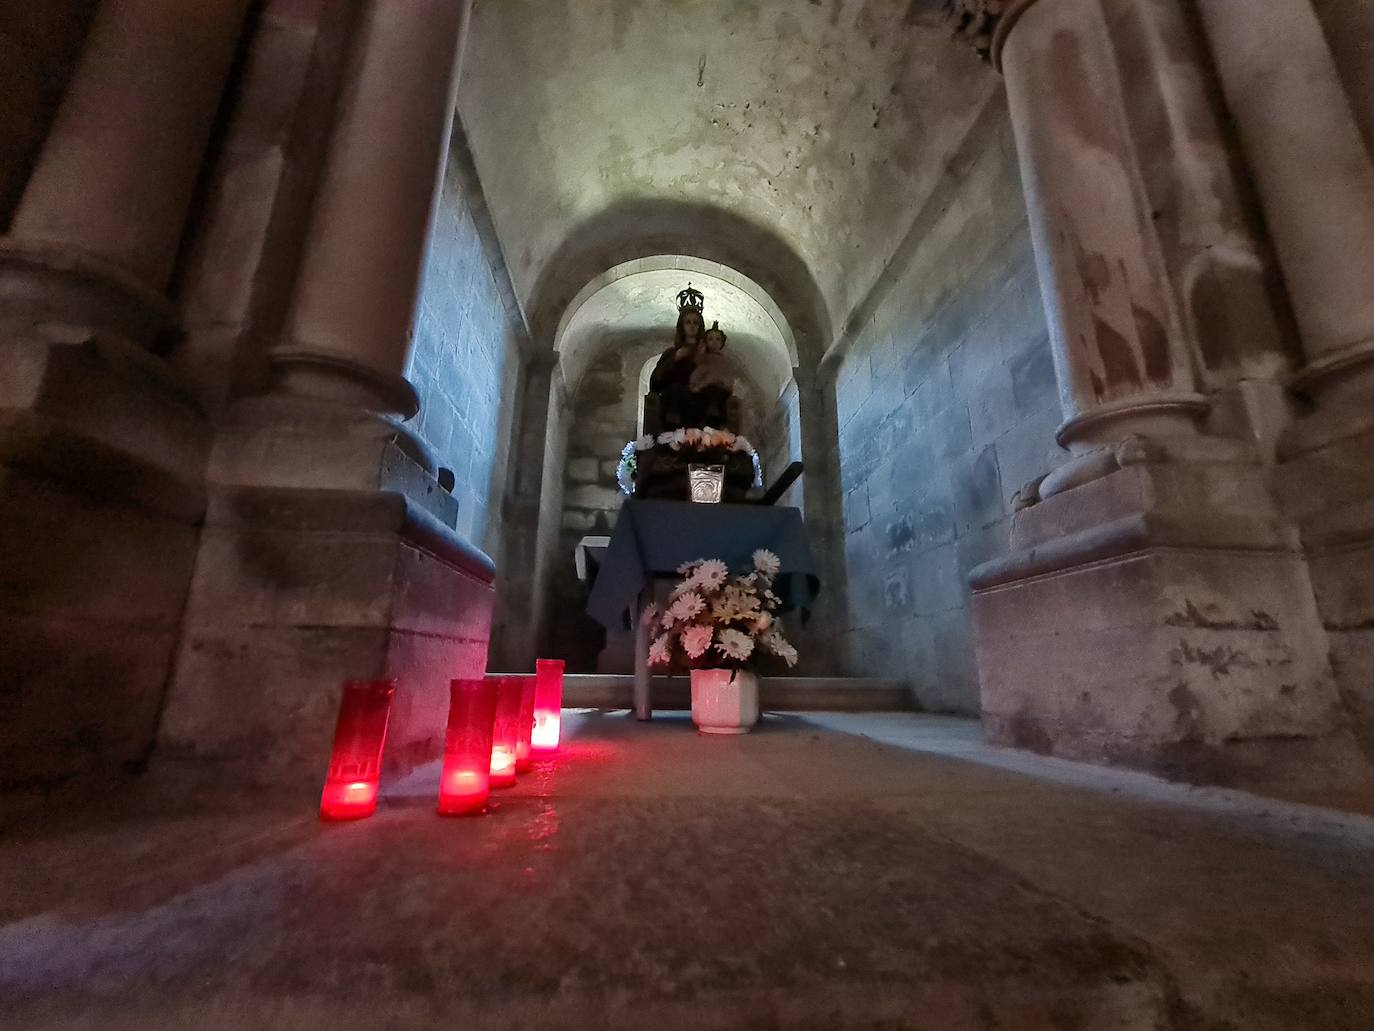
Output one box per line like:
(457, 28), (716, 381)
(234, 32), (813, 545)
(690, 667), (760, 734)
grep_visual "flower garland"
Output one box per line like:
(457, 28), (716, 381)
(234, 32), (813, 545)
(644, 550), (798, 671)
(615, 426), (764, 496)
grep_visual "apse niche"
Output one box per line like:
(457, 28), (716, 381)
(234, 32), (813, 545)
(540, 259), (803, 672)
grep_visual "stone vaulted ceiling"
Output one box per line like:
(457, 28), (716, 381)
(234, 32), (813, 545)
(458, 0), (997, 357)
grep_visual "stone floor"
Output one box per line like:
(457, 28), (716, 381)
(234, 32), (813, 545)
(3, 712), (1374, 1030)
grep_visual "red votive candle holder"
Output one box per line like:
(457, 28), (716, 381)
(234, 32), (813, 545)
(319, 679), (396, 821)
(437, 678), (499, 816)
(490, 676), (522, 788)
(531, 658), (565, 753)
(514, 676), (537, 773)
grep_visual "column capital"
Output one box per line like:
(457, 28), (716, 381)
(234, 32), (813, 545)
(946, 0), (1041, 69)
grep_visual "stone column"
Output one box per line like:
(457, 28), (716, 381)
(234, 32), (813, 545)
(1, 0), (251, 344)
(1103, 0), (1297, 454)
(165, 1), (497, 789)
(268, 0), (472, 420)
(970, 0), (1207, 474)
(954, 0), (1371, 796)
(1195, 0), (1374, 420)
(0, 0), (250, 787)
(1196, 0), (1374, 770)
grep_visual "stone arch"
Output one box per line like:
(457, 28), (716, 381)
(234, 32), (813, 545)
(524, 198), (833, 368)
(552, 260), (795, 425)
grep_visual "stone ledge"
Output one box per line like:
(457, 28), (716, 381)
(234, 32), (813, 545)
(205, 485), (495, 584)
(970, 511), (1297, 591)
(492, 674), (916, 713)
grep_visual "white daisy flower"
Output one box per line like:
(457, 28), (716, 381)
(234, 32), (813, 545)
(760, 629), (797, 666)
(693, 558), (728, 591)
(716, 628), (755, 661)
(668, 591), (705, 622)
(752, 549), (781, 577)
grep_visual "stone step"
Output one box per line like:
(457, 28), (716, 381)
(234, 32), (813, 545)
(491, 673), (915, 712)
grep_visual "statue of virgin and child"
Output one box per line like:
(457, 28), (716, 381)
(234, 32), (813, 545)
(646, 284), (735, 433)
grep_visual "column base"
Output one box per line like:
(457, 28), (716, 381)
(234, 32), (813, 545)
(0, 239), (175, 350)
(157, 485), (496, 787)
(1055, 392), (1209, 450)
(0, 334), (208, 787)
(271, 349), (421, 420)
(972, 456), (1374, 804)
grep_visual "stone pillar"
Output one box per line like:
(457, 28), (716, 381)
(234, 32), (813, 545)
(0, 0), (250, 786)
(954, 0), (1372, 797)
(1, 0), (251, 345)
(992, 0), (1207, 471)
(268, 0), (471, 420)
(1196, 0), (1374, 769)
(1195, 0), (1374, 421)
(1104, 0), (1297, 453)
(161, 1), (497, 788)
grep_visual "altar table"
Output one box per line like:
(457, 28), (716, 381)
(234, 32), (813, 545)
(586, 499), (820, 719)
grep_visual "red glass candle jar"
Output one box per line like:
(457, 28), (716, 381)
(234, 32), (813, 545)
(531, 658), (565, 753)
(437, 678), (499, 816)
(514, 676), (537, 773)
(489, 676), (521, 788)
(319, 679), (396, 821)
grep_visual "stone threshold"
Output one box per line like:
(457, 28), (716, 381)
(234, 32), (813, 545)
(490, 674), (915, 712)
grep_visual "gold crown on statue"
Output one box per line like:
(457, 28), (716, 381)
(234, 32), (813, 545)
(677, 283), (705, 313)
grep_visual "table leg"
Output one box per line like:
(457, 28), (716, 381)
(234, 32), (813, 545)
(633, 585), (652, 721)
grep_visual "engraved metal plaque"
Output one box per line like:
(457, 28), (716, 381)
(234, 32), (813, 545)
(688, 464), (725, 504)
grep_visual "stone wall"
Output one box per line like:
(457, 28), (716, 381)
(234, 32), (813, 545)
(758, 378), (802, 506)
(549, 350), (633, 670)
(833, 97), (1060, 713)
(410, 134), (525, 561)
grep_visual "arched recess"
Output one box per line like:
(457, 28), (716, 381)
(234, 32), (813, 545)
(525, 199), (831, 368)
(493, 201), (849, 674)
(554, 260), (796, 404)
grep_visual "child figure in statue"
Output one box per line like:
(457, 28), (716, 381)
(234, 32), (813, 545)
(689, 321), (734, 428)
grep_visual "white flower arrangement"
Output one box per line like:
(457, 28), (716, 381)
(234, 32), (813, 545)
(614, 427), (764, 495)
(645, 549), (798, 671)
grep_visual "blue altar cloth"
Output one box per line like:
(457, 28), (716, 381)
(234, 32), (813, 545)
(585, 499), (820, 632)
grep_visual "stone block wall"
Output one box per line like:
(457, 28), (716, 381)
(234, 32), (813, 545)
(833, 97), (1063, 713)
(410, 134), (525, 562)
(549, 349), (634, 670)
(161, 487), (496, 786)
(758, 378), (802, 505)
